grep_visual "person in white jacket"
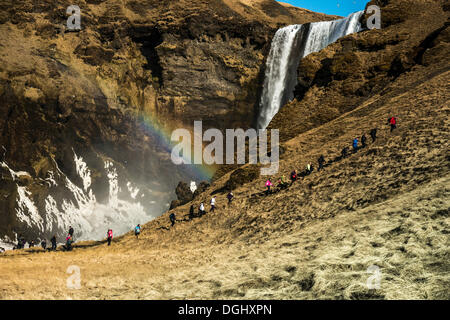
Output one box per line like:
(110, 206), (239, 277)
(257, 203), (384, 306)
(199, 202), (205, 216)
(210, 196), (216, 212)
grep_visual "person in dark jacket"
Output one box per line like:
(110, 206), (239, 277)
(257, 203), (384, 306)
(361, 134), (367, 148)
(290, 170), (298, 184)
(341, 147), (349, 159)
(318, 155), (325, 171)
(17, 235), (25, 249)
(68, 226), (74, 240)
(227, 192), (234, 204)
(189, 204), (195, 219)
(169, 213), (176, 227)
(370, 128), (377, 143)
(41, 239), (47, 251)
(51, 235), (57, 251)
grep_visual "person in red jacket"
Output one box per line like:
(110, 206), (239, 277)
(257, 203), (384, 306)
(388, 117), (397, 132)
(107, 229), (113, 246)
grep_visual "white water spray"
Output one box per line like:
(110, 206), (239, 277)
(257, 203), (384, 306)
(1, 153), (152, 246)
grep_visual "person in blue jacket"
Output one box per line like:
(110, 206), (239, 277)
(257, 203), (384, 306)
(134, 224), (141, 239)
(353, 138), (358, 152)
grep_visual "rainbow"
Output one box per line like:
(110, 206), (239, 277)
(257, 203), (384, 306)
(136, 112), (216, 181)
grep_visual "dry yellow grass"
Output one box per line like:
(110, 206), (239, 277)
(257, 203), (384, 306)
(0, 175), (448, 300)
(0, 60), (449, 301)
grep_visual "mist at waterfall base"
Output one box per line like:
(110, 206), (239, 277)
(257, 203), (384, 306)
(257, 11), (364, 129)
(0, 148), (206, 247)
(1, 156), (146, 244)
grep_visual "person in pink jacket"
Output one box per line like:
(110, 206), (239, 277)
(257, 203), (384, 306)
(107, 229), (113, 246)
(265, 178), (273, 195)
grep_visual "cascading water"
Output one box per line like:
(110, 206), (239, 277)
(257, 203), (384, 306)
(257, 24), (307, 130)
(257, 11), (364, 129)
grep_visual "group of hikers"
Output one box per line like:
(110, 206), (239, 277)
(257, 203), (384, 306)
(13, 223), (146, 252)
(265, 117), (397, 195)
(163, 117), (398, 227)
(9, 116), (398, 252)
(14, 234), (58, 251)
(167, 191), (236, 228)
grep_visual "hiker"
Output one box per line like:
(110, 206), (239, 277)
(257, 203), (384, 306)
(17, 236), (24, 249)
(107, 229), (113, 246)
(265, 178), (273, 195)
(353, 138), (358, 152)
(227, 192), (234, 204)
(388, 117), (397, 132)
(361, 134), (367, 148)
(51, 235), (57, 251)
(290, 170), (298, 184)
(169, 213), (176, 227)
(134, 224), (141, 239)
(65, 235), (73, 251)
(370, 128), (377, 142)
(68, 226), (74, 240)
(199, 202), (206, 216)
(41, 239), (47, 251)
(189, 204), (195, 219)
(318, 155), (325, 171)
(341, 146), (349, 159)
(306, 163), (312, 175)
(282, 175), (289, 188)
(277, 175), (288, 190)
(210, 196), (216, 212)
(28, 240), (35, 248)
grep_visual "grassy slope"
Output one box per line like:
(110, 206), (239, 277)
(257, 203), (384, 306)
(1, 59), (448, 299)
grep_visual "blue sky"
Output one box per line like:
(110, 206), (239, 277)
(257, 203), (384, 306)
(279, 0), (369, 16)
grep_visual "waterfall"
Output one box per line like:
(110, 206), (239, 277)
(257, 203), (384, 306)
(257, 24), (307, 130)
(257, 11), (364, 129)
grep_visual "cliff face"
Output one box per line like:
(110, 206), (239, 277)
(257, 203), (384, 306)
(0, 0), (333, 242)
